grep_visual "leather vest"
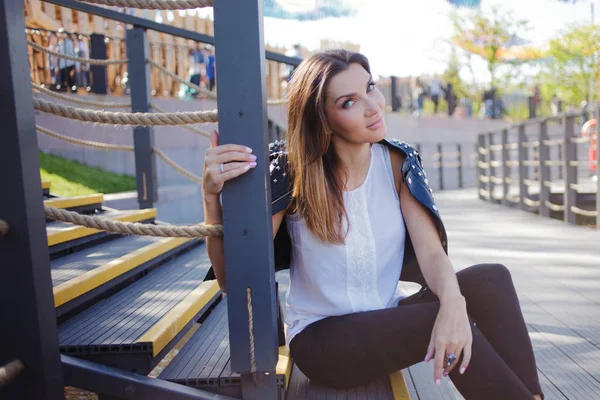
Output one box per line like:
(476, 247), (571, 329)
(205, 138), (448, 288)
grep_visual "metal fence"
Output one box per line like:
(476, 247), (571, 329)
(476, 107), (600, 229)
(1, 0), (299, 399)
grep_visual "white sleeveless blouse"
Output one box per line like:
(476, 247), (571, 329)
(284, 143), (406, 347)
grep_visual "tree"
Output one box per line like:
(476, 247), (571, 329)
(539, 24), (600, 107)
(450, 6), (530, 88)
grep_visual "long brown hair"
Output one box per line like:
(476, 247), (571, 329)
(286, 49), (371, 244)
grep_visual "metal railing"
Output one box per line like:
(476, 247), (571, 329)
(477, 107), (600, 229)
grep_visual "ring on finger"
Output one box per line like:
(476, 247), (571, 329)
(445, 353), (456, 368)
(220, 163), (225, 174)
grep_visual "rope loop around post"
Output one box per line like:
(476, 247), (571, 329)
(0, 360), (25, 389)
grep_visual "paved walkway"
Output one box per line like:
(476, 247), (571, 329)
(399, 188), (600, 399)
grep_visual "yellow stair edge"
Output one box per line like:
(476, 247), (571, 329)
(277, 345), (293, 390)
(137, 280), (220, 357)
(44, 193), (104, 210)
(47, 208), (157, 247)
(390, 369), (412, 399)
(53, 237), (191, 308)
(42, 180), (51, 190)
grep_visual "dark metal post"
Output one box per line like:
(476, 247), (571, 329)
(538, 121), (551, 217)
(528, 96), (536, 119)
(518, 125), (528, 210)
(437, 143), (444, 190)
(90, 33), (108, 94)
(213, 1), (279, 399)
(127, 27), (157, 209)
(0, 1), (63, 398)
(563, 115), (577, 224)
(457, 143), (463, 188)
(391, 76), (400, 112)
(488, 133), (495, 200)
(477, 135), (487, 200)
(501, 129), (509, 206)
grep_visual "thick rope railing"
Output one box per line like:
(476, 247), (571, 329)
(148, 59), (217, 100)
(27, 40), (127, 65)
(153, 147), (203, 184)
(32, 83), (131, 109)
(36, 125), (134, 151)
(34, 98), (218, 125)
(44, 205), (222, 237)
(36, 125), (203, 184)
(149, 59), (288, 105)
(150, 103), (210, 138)
(77, 0), (213, 9)
(247, 288), (257, 373)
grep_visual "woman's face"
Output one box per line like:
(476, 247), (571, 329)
(324, 63), (387, 145)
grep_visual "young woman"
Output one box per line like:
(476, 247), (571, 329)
(202, 49), (544, 400)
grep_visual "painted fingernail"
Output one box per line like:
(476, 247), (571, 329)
(249, 155), (257, 161)
(443, 371), (449, 377)
(435, 379), (441, 386)
(246, 147), (253, 153)
(459, 367), (466, 375)
(249, 162), (257, 167)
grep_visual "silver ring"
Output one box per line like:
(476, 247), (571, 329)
(220, 163), (225, 174)
(445, 353), (456, 368)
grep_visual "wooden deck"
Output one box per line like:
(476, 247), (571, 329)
(395, 188), (600, 400)
(276, 187), (600, 399)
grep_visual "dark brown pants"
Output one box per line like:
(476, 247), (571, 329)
(289, 264), (544, 400)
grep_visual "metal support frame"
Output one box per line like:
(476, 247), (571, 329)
(563, 115), (577, 224)
(44, 0), (301, 67)
(501, 129), (510, 206)
(518, 126), (528, 210)
(213, 0), (279, 399)
(127, 27), (157, 209)
(62, 355), (235, 400)
(538, 122), (551, 217)
(0, 1), (63, 398)
(90, 33), (108, 94)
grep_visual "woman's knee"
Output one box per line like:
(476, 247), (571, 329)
(458, 263), (514, 299)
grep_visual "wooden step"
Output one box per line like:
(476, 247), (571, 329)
(51, 235), (196, 319)
(57, 244), (220, 373)
(158, 298), (292, 399)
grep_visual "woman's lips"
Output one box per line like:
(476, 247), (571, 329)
(367, 115), (384, 130)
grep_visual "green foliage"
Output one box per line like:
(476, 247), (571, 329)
(539, 24), (600, 107)
(451, 5), (529, 87)
(39, 151), (136, 197)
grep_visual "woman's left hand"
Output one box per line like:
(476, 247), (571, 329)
(424, 295), (472, 384)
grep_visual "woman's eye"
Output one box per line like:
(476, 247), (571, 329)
(342, 99), (355, 109)
(367, 83), (375, 92)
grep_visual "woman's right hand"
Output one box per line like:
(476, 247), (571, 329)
(202, 129), (257, 199)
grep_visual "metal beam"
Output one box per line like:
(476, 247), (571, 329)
(43, 0), (301, 66)
(0, 1), (63, 398)
(62, 355), (236, 400)
(90, 33), (108, 94)
(127, 27), (157, 209)
(213, 0), (279, 398)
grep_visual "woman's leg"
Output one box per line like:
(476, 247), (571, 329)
(451, 263), (543, 399)
(290, 293), (537, 399)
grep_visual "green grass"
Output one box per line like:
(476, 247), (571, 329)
(39, 151), (136, 197)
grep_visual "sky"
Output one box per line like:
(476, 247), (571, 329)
(195, 0), (598, 83)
